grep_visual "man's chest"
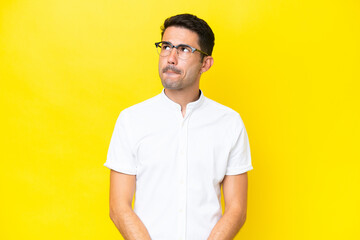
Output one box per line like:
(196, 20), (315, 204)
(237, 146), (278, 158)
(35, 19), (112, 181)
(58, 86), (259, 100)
(132, 116), (233, 181)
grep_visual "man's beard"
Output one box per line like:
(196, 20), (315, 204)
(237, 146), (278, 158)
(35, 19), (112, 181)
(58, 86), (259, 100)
(161, 77), (183, 89)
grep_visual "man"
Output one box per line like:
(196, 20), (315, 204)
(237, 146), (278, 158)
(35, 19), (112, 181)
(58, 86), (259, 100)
(105, 14), (253, 240)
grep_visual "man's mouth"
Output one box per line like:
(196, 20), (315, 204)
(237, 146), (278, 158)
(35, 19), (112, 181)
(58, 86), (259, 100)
(163, 65), (181, 74)
(165, 70), (179, 74)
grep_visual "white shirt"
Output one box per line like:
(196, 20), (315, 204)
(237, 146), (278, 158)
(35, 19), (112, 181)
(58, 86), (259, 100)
(105, 89), (253, 240)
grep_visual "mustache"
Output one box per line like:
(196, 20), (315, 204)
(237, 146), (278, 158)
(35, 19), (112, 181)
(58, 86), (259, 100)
(162, 65), (182, 74)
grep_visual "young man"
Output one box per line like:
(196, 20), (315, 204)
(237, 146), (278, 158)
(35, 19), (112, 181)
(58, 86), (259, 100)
(105, 14), (253, 240)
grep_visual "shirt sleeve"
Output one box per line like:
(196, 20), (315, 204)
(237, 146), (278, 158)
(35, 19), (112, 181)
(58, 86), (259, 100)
(225, 114), (253, 175)
(104, 111), (137, 175)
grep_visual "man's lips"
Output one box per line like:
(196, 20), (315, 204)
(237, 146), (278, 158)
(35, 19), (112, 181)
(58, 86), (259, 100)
(165, 70), (180, 74)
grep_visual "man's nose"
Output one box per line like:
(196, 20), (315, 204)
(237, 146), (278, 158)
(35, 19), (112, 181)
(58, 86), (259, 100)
(167, 47), (178, 64)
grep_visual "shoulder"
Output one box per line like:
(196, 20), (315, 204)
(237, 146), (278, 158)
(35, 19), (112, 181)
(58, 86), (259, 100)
(111, 94), (163, 131)
(204, 97), (238, 114)
(118, 93), (162, 119)
(203, 97), (244, 125)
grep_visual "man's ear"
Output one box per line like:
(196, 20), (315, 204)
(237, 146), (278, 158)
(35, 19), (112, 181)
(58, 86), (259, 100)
(200, 56), (214, 74)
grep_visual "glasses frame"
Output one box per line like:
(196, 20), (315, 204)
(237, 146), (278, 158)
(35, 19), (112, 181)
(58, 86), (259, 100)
(155, 41), (209, 58)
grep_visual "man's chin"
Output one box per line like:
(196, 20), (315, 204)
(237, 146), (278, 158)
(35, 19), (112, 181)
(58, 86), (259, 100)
(161, 79), (182, 90)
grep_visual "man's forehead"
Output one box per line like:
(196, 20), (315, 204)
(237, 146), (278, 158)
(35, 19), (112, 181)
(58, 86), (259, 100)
(162, 26), (200, 47)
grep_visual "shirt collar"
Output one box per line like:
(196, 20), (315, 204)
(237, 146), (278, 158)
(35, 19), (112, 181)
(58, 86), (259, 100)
(160, 88), (205, 111)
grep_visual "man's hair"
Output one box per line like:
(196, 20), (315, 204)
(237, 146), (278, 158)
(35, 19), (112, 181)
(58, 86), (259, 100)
(161, 13), (215, 57)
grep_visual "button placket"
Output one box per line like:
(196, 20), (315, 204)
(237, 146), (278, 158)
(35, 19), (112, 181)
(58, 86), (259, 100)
(177, 115), (189, 239)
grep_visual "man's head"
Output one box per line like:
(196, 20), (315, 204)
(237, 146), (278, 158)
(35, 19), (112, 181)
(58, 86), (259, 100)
(161, 14), (215, 58)
(158, 14), (215, 91)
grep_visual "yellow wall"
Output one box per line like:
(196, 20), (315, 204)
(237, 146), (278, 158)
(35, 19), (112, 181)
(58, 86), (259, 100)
(1, 0), (359, 239)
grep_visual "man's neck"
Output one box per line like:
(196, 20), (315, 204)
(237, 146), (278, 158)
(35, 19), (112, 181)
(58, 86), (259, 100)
(164, 88), (200, 117)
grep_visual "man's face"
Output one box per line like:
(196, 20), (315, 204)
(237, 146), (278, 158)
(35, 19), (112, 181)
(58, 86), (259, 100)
(158, 26), (204, 91)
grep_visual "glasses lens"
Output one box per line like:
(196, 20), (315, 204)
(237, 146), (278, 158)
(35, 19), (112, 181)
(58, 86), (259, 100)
(155, 42), (193, 59)
(157, 42), (171, 57)
(177, 45), (192, 59)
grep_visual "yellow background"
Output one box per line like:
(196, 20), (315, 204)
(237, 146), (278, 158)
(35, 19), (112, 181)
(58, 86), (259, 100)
(1, 0), (359, 239)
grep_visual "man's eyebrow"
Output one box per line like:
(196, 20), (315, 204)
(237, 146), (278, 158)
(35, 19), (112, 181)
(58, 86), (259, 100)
(163, 41), (190, 46)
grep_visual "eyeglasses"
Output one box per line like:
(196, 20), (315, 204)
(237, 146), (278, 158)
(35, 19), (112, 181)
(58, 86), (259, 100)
(155, 41), (209, 59)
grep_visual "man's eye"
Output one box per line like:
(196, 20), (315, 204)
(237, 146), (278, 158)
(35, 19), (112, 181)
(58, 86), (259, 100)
(162, 44), (171, 50)
(179, 46), (191, 53)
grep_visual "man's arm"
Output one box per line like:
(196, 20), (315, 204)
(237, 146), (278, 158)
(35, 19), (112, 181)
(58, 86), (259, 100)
(207, 172), (249, 240)
(109, 170), (151, 240)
